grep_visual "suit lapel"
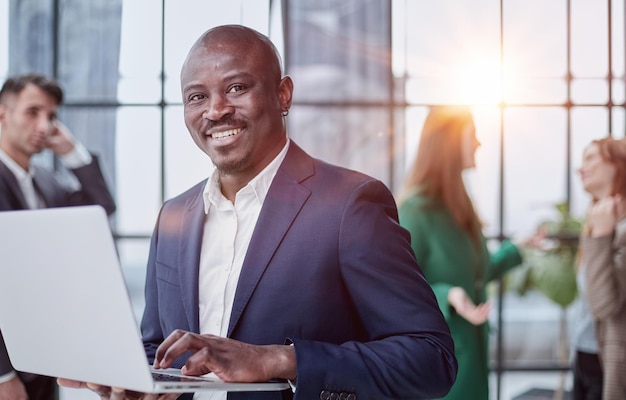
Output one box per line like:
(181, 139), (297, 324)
(227, 143), (314, 336)
(178, 188), (206, 333)
(0, 160), (29, 209)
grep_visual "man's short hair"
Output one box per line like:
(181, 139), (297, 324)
(0, 73), (64, 105)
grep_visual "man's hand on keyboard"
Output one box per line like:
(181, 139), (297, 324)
(153, 329), (297, 383)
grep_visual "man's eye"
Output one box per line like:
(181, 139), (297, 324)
(188, 94), (205, 101)
(228, 85), (245, 93)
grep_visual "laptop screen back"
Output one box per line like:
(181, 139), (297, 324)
(0, 206), (156, 392)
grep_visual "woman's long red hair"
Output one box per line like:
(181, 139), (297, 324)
(592, 136), (626, 199)
(400, 106), (482, 242)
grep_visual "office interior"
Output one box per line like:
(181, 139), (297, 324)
(2, 0), (622, 399)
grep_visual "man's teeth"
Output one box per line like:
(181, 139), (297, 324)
(212, 128), (241, 139)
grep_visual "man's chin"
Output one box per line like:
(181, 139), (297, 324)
(214, 159), (249, 176)
(28, 143), (46, 154)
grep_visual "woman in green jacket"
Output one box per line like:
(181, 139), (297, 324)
(398, 106), (523, 400)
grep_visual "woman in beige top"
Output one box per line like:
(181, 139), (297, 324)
(576, 136), (626, 400)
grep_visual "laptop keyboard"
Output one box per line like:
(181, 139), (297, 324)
(152, 371), (216, 382)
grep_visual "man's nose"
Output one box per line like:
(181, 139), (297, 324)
(203, 95), (234, 121)
(35, 114), (53, 134)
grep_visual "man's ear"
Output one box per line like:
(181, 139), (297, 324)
(278, 76), (293, 111)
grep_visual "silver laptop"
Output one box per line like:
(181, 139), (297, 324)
(0, 205), (289, 394)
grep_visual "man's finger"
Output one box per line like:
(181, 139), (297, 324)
(56, 378), (87, 389)
(110, 387), (126, 400)
(86, 382), (111, 398)
(154, 329), (188, 367)
(156, 331), (213, 368)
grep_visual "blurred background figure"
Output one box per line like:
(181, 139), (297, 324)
(0, 73), (116, 214)
(571, 136), (626, 400)
(0, 73), (116, 400)
(397, 106), (525, 400)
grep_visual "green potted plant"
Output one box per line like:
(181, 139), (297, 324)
(508, 202), (581, 308)
(505, 202), (582, 400)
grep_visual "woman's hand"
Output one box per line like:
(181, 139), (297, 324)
(587, 195), (620, 238)
(448, 287), (490, 326)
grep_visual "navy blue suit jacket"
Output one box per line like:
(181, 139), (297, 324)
(141, 142), (456, 400)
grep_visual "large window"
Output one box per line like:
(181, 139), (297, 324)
(391, 1), (624, 398)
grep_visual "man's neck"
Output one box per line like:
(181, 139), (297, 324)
(0, 145), (30, 171)
(216, 138), (290, 204)
(218, 174), (248, 204)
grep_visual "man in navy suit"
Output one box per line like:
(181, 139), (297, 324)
(0, 73), (116, 400)
(60, 25), (456, 400)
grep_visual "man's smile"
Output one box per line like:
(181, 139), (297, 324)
(209, 128), (242, 139)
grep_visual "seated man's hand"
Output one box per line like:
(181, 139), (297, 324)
(45, 120), (76, 156)
(57, 378), (179, 400)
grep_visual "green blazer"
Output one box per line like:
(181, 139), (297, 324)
(399, 193), (521, 400)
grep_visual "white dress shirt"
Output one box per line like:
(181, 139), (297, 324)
(0, 144), (91, 209)
(194, 139), (289, 400)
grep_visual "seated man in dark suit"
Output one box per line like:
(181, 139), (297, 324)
(0, 73), (116, 400)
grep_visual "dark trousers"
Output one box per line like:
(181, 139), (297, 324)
(573, 350), (603, 400)
(18, 372), (57, 400)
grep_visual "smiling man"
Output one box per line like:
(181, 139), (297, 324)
(59, 25), (457, 400)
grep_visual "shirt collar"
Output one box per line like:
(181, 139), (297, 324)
(202, 139), (290, 214)
(0, 149), (34, 181)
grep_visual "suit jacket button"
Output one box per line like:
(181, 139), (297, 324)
(339, 392), (348, 400)
(347, 394), (356, 400)
(320, 390), (331, 400)
(330, 392), (339, 400)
